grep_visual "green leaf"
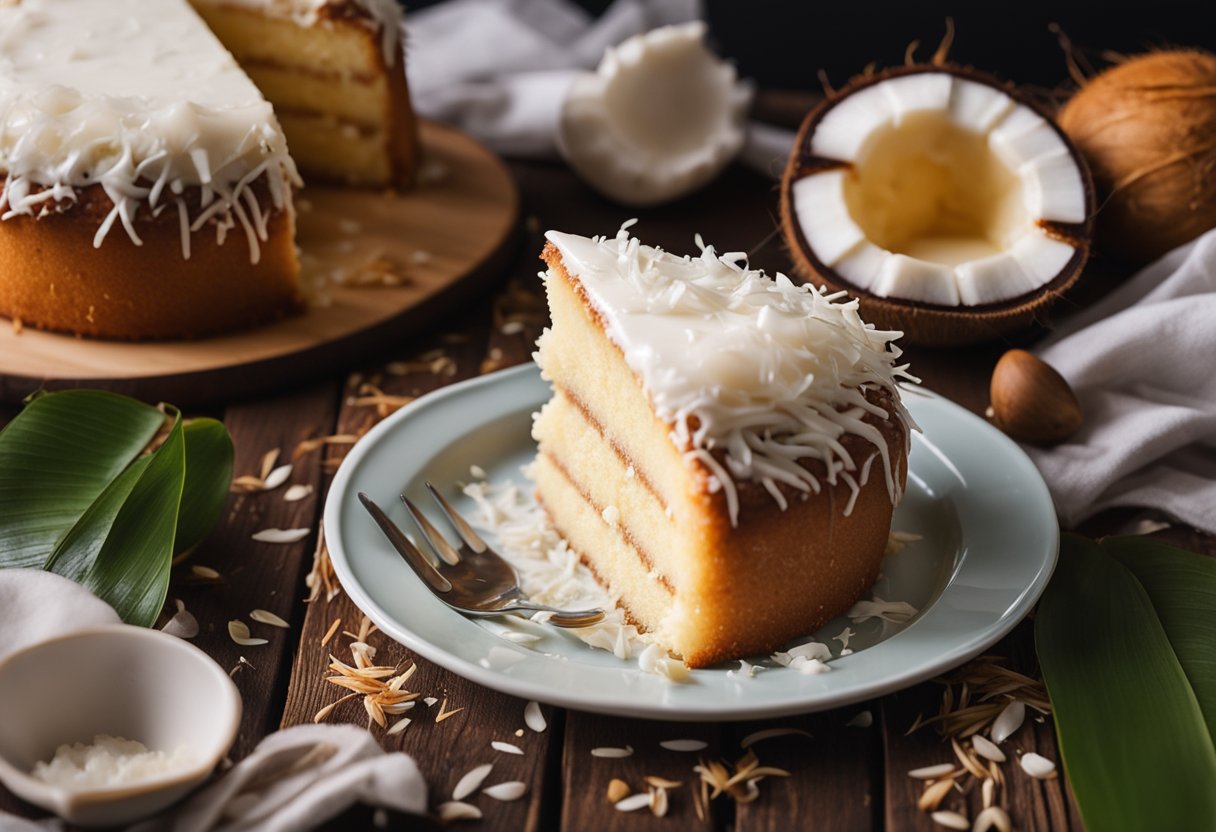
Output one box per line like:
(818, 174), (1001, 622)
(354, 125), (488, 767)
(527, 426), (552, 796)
(0, 391), (164, 568)
(176, 419), (234, 554)
(1036, 534), (1216, 831)
(46, 415), (186, 626)
(1102, 535), (1216, 741)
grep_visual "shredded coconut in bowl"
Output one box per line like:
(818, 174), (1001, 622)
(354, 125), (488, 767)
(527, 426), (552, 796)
(32, 735), (195, 791)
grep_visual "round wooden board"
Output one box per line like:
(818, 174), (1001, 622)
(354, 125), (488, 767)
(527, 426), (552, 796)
(0, 121), (519, 406)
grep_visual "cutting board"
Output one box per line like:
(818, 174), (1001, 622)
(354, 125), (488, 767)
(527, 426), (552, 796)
(0, 120), (519, 406)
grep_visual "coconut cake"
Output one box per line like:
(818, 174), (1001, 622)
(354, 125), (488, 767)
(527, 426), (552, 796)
(532, 226), (914, 668)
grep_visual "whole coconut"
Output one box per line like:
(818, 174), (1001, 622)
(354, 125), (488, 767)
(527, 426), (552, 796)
(1059, 50), (1216, 263)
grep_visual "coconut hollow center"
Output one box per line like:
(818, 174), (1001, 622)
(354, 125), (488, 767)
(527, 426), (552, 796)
(843, 112), (1028, 265)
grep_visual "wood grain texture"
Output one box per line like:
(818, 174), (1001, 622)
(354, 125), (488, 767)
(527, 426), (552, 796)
(732, 708), (881, 832)
(561, 715), (720, 830)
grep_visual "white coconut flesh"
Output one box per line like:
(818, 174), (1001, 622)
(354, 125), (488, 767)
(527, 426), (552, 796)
(791, 72), (1087, 307)
(558, 22), (752, 206)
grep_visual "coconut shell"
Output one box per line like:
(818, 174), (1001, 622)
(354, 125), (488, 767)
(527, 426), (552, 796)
(779, 64), (1095, 347)
(1059, 50), (1216, 264)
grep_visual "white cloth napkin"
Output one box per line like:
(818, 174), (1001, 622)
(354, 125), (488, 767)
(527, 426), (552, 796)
(0, 571), (427, 831)
(1025, 228), (1216, 534)
(407, 0), (796, 173)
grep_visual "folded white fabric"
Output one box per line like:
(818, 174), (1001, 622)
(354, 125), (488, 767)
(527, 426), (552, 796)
(1025, 228), (1216, 533)
(133, 725), (426, 832)
(408, 0), (796, 173)
(0, 569), (121, 664)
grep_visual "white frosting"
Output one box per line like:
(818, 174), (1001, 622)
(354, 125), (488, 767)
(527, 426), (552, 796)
(196, 0), (403, 65)
(0, 0), (300, 262)
(543, 223), (915, 526)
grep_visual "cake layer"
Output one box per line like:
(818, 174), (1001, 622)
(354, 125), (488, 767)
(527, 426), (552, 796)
(243, 63), (389, 126)
(0, 183), (300, 339)
(533, 388), (698, 594)
(276, 112), (393, 186)
(191, 0), (418, 189)
(531, 453), (676, 635)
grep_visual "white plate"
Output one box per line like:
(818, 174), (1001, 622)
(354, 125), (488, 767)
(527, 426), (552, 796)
(325, 363), (1058, 721)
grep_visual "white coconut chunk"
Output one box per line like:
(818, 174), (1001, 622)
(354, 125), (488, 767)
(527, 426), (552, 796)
(872, 254), (960, 305)
(880, 73), (953, 124)
(954, 252), (1037, 306)
(989, 107), (1067, 169)
(1008, 232), (1076, 286)
(557, 22), (752, 206)
(1022, 150), (1087, 224)
(948, 78), (1016, 134)
(832, 241), (892, 292)
(792, 171), (865, 266)
(810, 84), (893, 162)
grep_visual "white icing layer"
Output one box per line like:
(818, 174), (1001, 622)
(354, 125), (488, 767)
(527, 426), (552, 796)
(543, 224), (915, 526)
(193, 0), (404, 66)
(0, 0), (300, 262)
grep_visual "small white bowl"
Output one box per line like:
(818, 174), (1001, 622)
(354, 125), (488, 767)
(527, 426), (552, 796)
(0, 624), (241, 827)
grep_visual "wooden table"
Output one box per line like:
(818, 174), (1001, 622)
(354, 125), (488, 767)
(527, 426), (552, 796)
(3, 146), (1209, 831)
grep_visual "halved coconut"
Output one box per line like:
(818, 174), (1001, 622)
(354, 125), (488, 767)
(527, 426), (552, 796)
(558, 22), (752, 206)
(780, 66), (1094, 346)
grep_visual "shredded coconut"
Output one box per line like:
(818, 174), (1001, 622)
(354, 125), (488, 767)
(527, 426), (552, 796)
(32, 735), (194, 791)
(543, 224), (918, 526)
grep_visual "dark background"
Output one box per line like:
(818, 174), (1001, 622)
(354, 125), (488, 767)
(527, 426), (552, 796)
(407, 1), (1213, 92)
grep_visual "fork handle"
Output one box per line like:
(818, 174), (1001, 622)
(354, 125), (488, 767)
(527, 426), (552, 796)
(503, 601), (606, 629)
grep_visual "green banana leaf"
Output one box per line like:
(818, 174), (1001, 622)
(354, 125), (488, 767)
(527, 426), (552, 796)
(0, 391), (234, 626)
(1102, 535), (1216, 741)
(0, 391), (164, 568)
(1036, 534), (1216, 832)
(176, 419), (234, 554)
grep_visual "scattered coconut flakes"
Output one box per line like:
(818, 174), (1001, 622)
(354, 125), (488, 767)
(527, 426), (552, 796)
(930, 810), (970, 830)
(483, 781), (528, 801)
(469, 464), (488, 480)
(501, 631), (543, 646)
(614, 793), (653, 812)
(160, 599), (198, 639)
(262, 464), (293, 491)
(886, 530), (923, 555)
(386, 717), (411, 736)
(846, 710), (873, 728)
(437, 801), (482, 822)
(524, 701), (546, 733)
(833, 626), (856, 650)
(991, 700), (1025, 745)
(651, 787), (669, 817)
(435, 701), (464, 724)
(606, 778), (630, 803)
(1019, 752), (1056, 779)
(847, 596), (918, 624)
(740, 727), (812, 749)
(727, 658), (764, 678)
(227, 620), (269, 647)
(305, 526), (339, 604)
(252, 527), (310, 544)
(314, 693), (359, 723)
(917, 777), (956, 811)
(190, 565), (221, 580)
(284, 484), (314, 502)
(974, 805), (1012, 832)
(453, 763), (494, 801)
(591, 746), (634, 759)
(491, 741), (523, 755)
(293, 433), (358, 461)
(908, 763), (956, 780)
(660, 739), (708, 752)
(971, 734), (1006, 763)
(423, 697), (438, 707)
(320, 617), (341, 647)
(250, 609), (290, 629)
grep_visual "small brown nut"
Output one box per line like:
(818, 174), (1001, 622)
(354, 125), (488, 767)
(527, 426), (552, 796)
(990, 349), (1083, 445)
(606, 778), (631, 804)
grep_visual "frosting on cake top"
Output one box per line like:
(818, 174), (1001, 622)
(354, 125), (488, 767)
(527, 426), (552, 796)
(0, 0), (299, 262)
(544, 223), (916, 526)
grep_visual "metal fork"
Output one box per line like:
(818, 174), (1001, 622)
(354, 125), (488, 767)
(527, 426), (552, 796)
(358, 484), (605, 628)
